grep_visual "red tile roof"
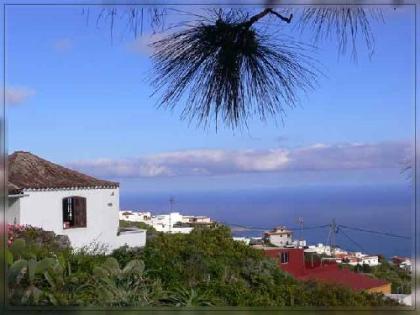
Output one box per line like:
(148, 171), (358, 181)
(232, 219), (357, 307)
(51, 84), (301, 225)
(297, 264), (389, 291)
(8, 151), (118, 193)
(263, 248), (389, 292)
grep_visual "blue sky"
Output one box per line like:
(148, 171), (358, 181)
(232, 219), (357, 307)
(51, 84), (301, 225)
(5, 5), (415, 193)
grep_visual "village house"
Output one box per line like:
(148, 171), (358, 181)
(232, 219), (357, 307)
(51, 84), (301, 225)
(7, 151), (146, 251)
(119, 210), (151, 222)
(151, 212), (193, 233)
(264, 226), (294, 247)
(181, 215), (212, 225)
(392, 256), (412, 272)
(119, 210), (213, 234)
(264, 225), (306, 248)
(342, 255), (380, 267)
(305, 244), (380, 267)
(263, 247), (391, 295)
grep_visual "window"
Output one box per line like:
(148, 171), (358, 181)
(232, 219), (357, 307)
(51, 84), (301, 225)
(63, 196), (87, 229)
(280, 252), (289, 264)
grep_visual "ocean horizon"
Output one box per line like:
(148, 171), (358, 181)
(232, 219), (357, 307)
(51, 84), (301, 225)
(120, 183), (413, 259)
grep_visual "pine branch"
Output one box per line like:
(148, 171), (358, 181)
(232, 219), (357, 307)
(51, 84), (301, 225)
(242, 8), (293, 28)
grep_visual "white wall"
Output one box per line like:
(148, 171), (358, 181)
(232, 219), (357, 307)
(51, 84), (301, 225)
(119, 211), (151, 223)
(151, 212), (188, 233)
(269, 234), (292, 247)
(361, 256), (379, 266)
(114, 229), (147, 249)
(7, 197), (21, 225)
(15, 187), (144, 250)
(170, 227), (193, 234)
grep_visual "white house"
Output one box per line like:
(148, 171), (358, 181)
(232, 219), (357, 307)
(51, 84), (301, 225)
(119, 210), (213, 234)
(119, 210), (151, 222)
(150, 212), (193, 234)
(392, 256), (412, 272)
(181, 215), (212, 224)
(360, 255), (380, 266)
(7, 151), (146, 251)
(264, 226), (294, 247)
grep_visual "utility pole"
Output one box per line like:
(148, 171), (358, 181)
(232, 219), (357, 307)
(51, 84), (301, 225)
(330, 218), (337, 256)
(169, 196), (175, 233)
(297, 216), (304, 246)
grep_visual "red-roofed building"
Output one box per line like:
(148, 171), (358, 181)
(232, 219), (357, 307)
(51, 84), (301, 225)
(263, 247), (391, 294)
(264, 247), (306, 277)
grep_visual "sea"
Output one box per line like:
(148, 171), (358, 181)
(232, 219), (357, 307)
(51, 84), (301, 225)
(120, 184), (413, 258)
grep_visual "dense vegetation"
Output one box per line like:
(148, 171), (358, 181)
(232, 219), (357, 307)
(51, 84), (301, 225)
(6, 224), (399, 307)
(350, 261), (411, 294)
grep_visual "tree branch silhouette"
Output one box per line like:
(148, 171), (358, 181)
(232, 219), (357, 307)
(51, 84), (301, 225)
(90, 6), (383, 129)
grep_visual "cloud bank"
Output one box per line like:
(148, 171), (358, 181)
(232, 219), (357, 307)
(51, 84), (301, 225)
(67, 141), (411, 179)
(4, 87), (35, 105)
(127, 33), (164, 55)
(53, 38), (73, 53)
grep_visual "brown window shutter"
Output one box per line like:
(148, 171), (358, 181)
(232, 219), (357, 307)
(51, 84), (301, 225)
(80, 197), (87, 227)
(63, 198), (69, 222)
(73, 197), (87, 227)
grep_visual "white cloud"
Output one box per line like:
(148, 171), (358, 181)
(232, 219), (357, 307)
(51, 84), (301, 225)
(126, 33), (165, 55)
(53, 38), (73, 53)
(67, 141), (411, 179)
(4, 87), (35, 105)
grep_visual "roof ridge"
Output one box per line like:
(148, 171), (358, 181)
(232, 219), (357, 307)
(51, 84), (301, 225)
(8, 151), (119, 193)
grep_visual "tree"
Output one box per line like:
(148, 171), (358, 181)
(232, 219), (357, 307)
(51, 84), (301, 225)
(91, 5), (387, 129)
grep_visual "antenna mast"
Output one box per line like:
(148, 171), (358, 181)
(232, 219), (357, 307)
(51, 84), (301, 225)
(329, 218), (337, 256)
(169, 196), (175, 212)
(298, 216), (304, 244)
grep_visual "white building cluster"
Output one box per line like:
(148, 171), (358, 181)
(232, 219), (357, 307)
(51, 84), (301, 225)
(304, 243), (380, 267)
(234, 223), (382, 268)
(119, 210), (213, 234)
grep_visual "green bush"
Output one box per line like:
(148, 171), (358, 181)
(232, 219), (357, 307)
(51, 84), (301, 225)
(371, 260), (411, 294)
(6, 225), (401, 307)
(8, 225), (72, 260)
(111, 245), (145, 270)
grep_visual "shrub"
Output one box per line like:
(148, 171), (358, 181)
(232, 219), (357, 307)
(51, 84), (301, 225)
(7, 224), (71, 259)
(111, 245), (145, 267)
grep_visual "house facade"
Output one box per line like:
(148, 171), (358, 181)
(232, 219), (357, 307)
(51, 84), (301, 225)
(8, 151), (146, 251)
(264, 226), (293, 247)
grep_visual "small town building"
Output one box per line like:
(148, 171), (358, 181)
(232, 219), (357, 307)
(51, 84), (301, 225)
(7, 151), (146, 251)
(392, 256), (412, 272)
(119, 210), (151, 222)
(119, 210), (213, 234)
(340, 254), (380, 267)
(151, 212), (193, 233)
(263, 247), (391, 294)
(264, 226), (293, 247)
(305, 244), (380, 267)
(264, 247), (306, 276)
(182, 215), (212, 224)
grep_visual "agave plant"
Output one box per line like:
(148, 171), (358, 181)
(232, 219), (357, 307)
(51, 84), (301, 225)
(164, 287), (214, 307)
(91, 257), (149, 306)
